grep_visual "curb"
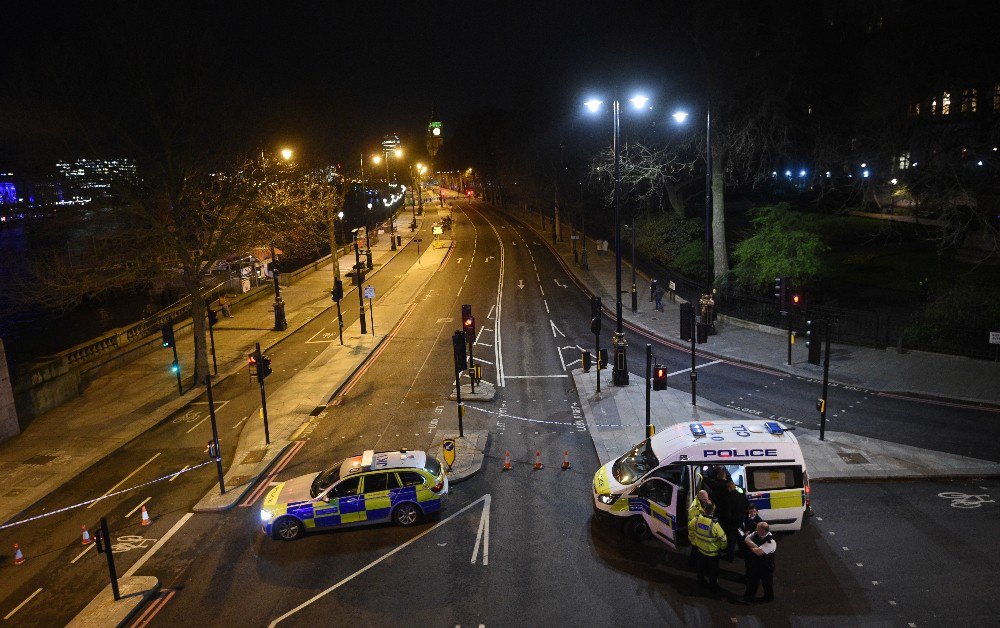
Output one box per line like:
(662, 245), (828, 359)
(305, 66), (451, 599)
(499, 206), (1000, 409)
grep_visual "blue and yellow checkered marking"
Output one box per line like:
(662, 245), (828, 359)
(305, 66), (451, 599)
(748, 489), (805, 511)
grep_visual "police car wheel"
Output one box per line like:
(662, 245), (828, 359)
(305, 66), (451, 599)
(392, 503), (421, 527)
(625, 516), (649, 542)
(273, 517), (302, 541)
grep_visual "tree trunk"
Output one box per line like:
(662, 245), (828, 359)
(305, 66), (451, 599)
(665, 182), (685, 219)
(328, 206), (341, 282)
(711, 154), (729, 278)
(183, 276), (210, 387)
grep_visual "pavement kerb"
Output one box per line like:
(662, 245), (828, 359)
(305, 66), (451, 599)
(67, 576), (160, 628)
(193, 240), (454, 512)
(499, 205), (1000, 408)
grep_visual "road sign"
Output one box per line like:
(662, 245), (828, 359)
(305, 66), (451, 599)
(363, 286), (376, 300)
(442, 438), (456, 469)
(990, 331), (1000, 345)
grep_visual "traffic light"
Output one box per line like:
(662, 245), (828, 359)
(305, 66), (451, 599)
(806, 319), (822, 365)
(582, 350), (592, 372)
(161, 323), (175, 348)
(590, 296), (602, 335)
(462, 305), (475, 342)
(171, 360), (179, 374)
(248, 351), (259, 379)
(207, 308), (219, 327)
(331, 278), (344, 302)
(652, 364), (667, 391)
(452, 331), (467, 373)
(206, 440), (219, 459)
(260, 355), (272, 378)
(774, 276), (789, 311)
(791, 293), (802, 312)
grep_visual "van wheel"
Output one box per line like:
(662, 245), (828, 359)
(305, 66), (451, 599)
(272, 517), (302, 541)
(624, 516), (649, 542)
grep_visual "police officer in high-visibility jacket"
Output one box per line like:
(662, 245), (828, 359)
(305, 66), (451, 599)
(687, 490), (713, 568)
(688, 502), (727, 590)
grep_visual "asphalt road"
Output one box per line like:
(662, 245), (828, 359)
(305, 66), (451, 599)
(2, 197), (998, 626)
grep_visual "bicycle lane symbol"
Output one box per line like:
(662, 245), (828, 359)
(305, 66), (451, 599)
(938, 492), (995, 508)
(112, 535), (158, 553)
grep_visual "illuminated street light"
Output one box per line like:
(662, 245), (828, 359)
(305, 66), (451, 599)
(394, 148), (403, 158)
(672, 110), (689, 124)
(584, 99), (603, 113)
(628, 95), (649, 109)
(280, 148), (293, 161)
(372, 155), (382, 165)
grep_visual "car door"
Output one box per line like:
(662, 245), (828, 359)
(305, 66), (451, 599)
(330, 476), (364, 524)
(361, 472), (397, 522)
(637, 477), (679, 550)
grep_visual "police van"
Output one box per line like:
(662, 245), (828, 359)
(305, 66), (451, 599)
(592, 420), (810, 549)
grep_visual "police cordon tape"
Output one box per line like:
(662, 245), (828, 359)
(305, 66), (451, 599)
(0, 459), (216, 532)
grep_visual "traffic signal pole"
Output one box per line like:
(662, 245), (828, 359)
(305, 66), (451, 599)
(206, 374), (225, 494)
(820, 320), (832, 441)
(171, 342), (182, 396)
(690, 305), (697, 407)
(256, 342), (271, 445)
(98, 517), (120, 601)
(645, 344), (651, 439)
(354, 233), (367, 335)
(207, 312), (218, 375)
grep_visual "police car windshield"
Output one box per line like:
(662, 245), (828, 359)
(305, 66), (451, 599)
(311, 466), (342, 498)
(424, 456), (442, 477)
(612, 440), (659, 485)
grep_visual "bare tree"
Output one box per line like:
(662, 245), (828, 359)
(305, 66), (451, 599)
(588, 141), (699, 219)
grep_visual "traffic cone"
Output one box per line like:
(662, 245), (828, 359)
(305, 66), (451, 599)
(503, 451), (512, 471)
(81, 525), (93, 545)
(534, 450), (543, 470)
(140, 506), (151, 526)
(562, 450), (571, 470)
(13, 544), (25, 565)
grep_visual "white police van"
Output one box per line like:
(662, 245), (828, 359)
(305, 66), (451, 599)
(592, 420), (811, 549)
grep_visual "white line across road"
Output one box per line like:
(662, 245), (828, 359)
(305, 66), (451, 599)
(125, 496), (152, 518)
(69, 543), (95, 564)
(122, 512), (194, 578)
(87, 453), (161, 509)
(3, 588), (42, 620)
(504, 374), (569, 379)
(168, 465), (191, 482)
(471, 494), (491, 566)
(184, 415), (209, 434)
(269, 494), (492, 627)
(668, 360), (723, 377)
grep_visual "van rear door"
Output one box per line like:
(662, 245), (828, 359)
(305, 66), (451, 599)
(745, 465), (806, 530)
(635, 477), (679, 550)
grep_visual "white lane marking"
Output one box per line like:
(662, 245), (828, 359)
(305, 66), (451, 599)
(550, 320), (565, 338)
(554, 279), (567, 288)
(667, 360), (723, 377)
(185, 415), (210, 434)
(125, 496), (152, 517)
(471, 494), (491, 566)
(473, 357), (494, 365)
(504, 375), (569, 379)
(70, 543), (96, 564)
(270, 495), (492, 627)
(481, 327), (494, 332)
(122, 512), (194, 578)
(565, 358), (581, 367)
(475, 323), (488, 345)
(3, 588), (42, 620)
(543, 300), (550, 314)
(88, 453), (161, 509)
(305, 328), (338, 344)
(487, 304), (495, 319)
(557, 344), (566, 371)
(232, 416), (249, 430)
(517, 280), (525, 290)
(168, 465), (191, 482)
(539, 285), (545, 296)
(476, 210), (505, 387)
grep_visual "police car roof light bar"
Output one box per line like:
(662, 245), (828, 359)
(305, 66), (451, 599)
(689, 422), (706, 437)
(764, 421), (784, 435)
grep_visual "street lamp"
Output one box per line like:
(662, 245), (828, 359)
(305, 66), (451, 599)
(671, 107), (714, 306)
(584, 93), (650, 386)
(280, 148), (293, 161)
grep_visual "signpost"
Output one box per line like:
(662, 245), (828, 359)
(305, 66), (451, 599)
(442, 438), (456, 471)
(364, 285), (376, 335)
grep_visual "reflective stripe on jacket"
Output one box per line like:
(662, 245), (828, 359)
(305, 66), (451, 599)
(688, 514), (727, 556)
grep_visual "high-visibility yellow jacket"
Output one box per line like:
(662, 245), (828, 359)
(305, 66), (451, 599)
(688, 513), (727, 557)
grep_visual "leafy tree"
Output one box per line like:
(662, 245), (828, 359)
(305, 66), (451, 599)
(731, 204), (829, 290)
(634, 212), (704, 276)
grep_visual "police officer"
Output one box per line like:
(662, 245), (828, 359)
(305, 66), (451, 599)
(688, 502), (727, 590)
(687, 490), (713, 567)
(741, 521), (777, 603)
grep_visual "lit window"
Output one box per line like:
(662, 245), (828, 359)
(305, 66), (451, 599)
(993, 84), (1000, 111)
(897, 152), (911, 170)
(961, 88), (978, 113)
(931, 98), (938, 115)
(941, 92), (951, 115)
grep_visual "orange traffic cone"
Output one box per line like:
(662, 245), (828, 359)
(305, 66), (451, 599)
(534, 450), (543, 470)
(562, 450), (571, 470)
(81, 525), (93, 545)
(13, 544), (25, 565)
(140, 506), (151, 526)
(503, 451), (512, 471)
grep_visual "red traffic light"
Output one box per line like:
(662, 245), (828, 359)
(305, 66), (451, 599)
(463, 317), (474, 329)
(248, 354), (257, 364)
(791, 294), (801, 306)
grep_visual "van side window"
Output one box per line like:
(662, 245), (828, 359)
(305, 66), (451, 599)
(651, 465), (684, 485)
(747, 466), (803, 491)
(639, 479), (673, 504)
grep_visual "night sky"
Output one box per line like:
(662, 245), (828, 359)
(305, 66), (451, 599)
(1, 2), (708, 169)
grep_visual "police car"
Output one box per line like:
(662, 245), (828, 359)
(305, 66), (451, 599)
(261, 449), (448, 540)
(592, 420), (810, 548)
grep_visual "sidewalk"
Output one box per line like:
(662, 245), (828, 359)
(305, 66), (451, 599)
(500, 204), (1000, 406)
(572, 367), (1000, 481)
(0, 212), (428, 525)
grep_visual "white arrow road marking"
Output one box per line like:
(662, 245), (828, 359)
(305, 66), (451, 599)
(517, 280), (525, 290)
(485, 256), (494, 263)
(554, 279), (567, 288)
(270, 495), (493, 627)
(471, 494), (491, 565)
(550, 320), (566, 338)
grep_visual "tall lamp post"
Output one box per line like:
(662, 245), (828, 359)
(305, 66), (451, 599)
(585, 94), (649, 386)
(360, 154), (374, 270)
(671, 108), (714, 318)
(270, 148), (294, 332)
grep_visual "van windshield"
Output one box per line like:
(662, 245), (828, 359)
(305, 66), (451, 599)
(612, 440), (659, 485)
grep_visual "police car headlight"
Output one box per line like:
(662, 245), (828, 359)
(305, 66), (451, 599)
(597, 494), (619, 505)
(260, 509), (273, 522)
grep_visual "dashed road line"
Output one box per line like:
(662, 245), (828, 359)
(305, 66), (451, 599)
(4, 588), (42, 620)
(88, 453), (161, 509)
